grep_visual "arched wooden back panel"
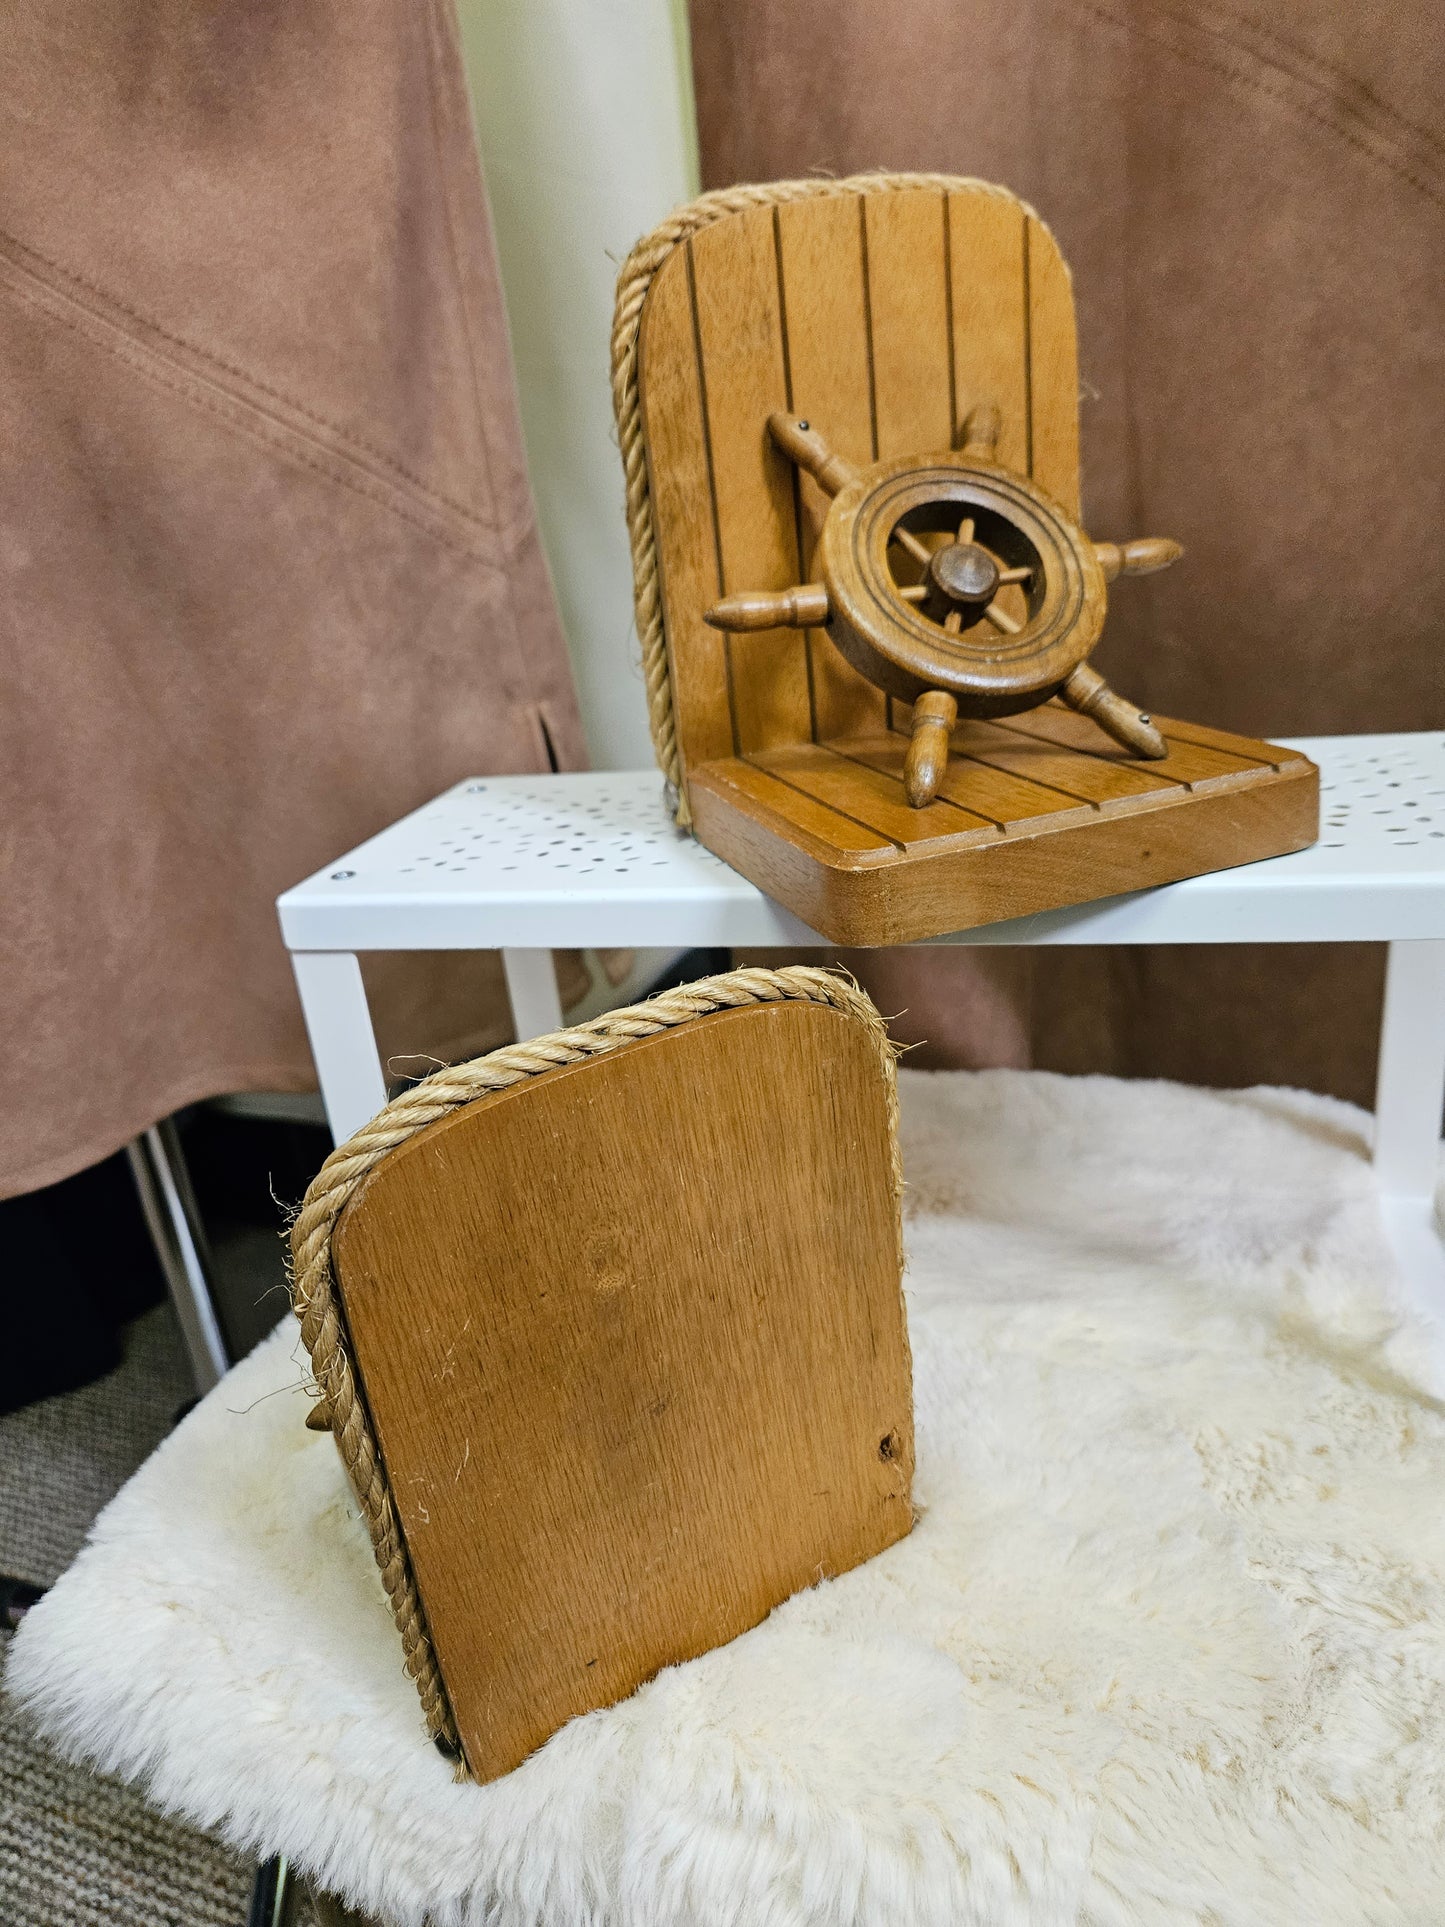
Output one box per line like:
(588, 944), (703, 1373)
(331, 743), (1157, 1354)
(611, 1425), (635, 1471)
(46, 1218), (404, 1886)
(640, 182), (1078, 773)
(625, 177), (1316, 943)
(325, 989), (913, 1783)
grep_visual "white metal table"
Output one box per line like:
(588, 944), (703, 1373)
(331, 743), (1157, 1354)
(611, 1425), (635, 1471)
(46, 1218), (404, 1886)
(278, 732), (1445, 1304)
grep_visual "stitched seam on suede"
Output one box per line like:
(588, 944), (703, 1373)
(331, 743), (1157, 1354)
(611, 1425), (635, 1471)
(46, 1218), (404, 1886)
(418, 0), (502, 538)
(0, 225), (494, 540)
(0, 259), (504, 567)
(1171, 0), (1445, 170)
(418, 0), (540, 713)
(1072, 0), (1445, 209)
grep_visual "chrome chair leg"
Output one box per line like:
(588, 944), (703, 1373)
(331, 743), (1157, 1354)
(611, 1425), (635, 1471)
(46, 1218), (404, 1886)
(247, 1855), (298, 1927)
(125, 1120), (229, 1392)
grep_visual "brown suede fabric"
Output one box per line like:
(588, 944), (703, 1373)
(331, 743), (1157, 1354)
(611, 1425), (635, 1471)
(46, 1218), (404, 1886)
(0, 0), (587, 1197)
(692, 0), (1444, 1101)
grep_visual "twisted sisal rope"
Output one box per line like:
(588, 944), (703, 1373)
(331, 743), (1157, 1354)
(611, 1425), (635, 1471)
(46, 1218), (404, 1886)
(289, 965), (901, 1768)
(610, 171), (1049, 827)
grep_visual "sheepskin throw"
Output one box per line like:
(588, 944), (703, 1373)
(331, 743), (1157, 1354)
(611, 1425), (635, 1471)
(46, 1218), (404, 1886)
(9, 1068), (1445, 1926)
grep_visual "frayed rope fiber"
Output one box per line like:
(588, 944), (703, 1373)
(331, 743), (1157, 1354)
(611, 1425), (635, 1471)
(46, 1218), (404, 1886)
(608, 171), (1055, 826)
(287, 965), (899, 1766)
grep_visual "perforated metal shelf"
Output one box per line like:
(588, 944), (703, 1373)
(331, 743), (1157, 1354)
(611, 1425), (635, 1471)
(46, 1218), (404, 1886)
(277, 734), (1445, 952)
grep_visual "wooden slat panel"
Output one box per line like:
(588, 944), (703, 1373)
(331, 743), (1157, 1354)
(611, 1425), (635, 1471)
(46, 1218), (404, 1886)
(774, 195), (886, 745)
(688, 210), (811, 752)
(866, 190), (956, 457)
(700, 756), (897, 853)
(697, 750), (1317, 945)
(830, 733), (1097, 833)
(748, 743), (996, 848)
(1149, 717), (1299, 770)
(999, 703), (1277, 787)
(638, 249), (735, 770)
(947, 191), (1031, 480)
(949, 716), (1189, 805)
(1025, 216), (1080, 513)
(862, 188), (964, 754)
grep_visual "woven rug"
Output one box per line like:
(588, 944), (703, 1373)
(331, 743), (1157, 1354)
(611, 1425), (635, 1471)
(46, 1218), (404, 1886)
(8, 1069), (1445, 1927)
(0, 1308), (266, 1926)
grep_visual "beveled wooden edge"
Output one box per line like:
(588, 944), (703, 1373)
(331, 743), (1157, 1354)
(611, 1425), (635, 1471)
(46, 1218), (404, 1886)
(694, 720), (1316, 865)
(690, 747), (1320, 945)
(290, 966), (902, 1779)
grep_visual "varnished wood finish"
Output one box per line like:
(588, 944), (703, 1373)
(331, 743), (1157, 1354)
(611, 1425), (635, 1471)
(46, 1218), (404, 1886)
(957, 400), (1002, 462)
(688, 205), (812, 752)
(768, 410), (861, 496)
(905, 691), (958, 807)
(705, 401), (1182, 769)
(635, 180), (1319, 941)
(639, 246), (734, 767)
(948, 195), (1049, 495)
(776, 193), (889, 744)
(709, 415), (1179, 763)
(1060, 662), (1167, 758)
(816, 445), (1108, 706)
(330, 1001), (914, 1782)
(1094, 537), (1184, 582)
(706, 583), (830, 631)
(1023, 214), (1081, 507)
(689, 710), (1319, 945)
(638, 183), (1082, 776)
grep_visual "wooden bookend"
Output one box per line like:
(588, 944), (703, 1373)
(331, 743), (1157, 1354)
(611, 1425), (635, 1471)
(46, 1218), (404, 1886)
(318, 984), (914, 1782)
(618, 176), (1318, 943)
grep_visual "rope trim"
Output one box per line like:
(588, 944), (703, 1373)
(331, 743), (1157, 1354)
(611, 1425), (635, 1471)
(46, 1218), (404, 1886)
(610, 170), (1055, 828)
(288, 965), (902, 1771)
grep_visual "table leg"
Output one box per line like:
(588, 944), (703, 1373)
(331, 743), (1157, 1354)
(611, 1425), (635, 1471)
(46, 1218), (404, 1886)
(1373, 939), (1445, 1328)
(292, 951), (389, 1145)
(502, 947), (564, 1041)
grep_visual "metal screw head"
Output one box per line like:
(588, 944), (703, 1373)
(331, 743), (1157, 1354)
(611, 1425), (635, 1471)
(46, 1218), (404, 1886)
(330, 869), (355, 880)
(796, 420), (809, 431)
(1138, 714), (1152, 725)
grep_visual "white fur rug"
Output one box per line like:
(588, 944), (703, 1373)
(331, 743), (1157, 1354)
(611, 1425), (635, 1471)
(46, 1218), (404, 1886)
(10, 1070), (1445, 1927)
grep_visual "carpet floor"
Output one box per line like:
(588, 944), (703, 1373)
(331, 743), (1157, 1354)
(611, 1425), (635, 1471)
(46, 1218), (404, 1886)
(0, 1305), (315, 1926)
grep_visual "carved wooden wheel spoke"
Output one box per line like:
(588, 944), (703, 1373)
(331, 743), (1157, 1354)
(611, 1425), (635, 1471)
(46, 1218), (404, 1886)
(887, 514), (1031, 642)
(701, 406), (1183, 806)
(889, 514), (1034, 632)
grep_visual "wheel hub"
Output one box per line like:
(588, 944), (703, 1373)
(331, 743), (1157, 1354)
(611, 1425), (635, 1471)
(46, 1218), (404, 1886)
(927, 540), (1000, 610)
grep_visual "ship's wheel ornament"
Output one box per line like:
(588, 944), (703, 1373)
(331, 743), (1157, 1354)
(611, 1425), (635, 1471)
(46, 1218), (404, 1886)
(705, 405), (1181, 806)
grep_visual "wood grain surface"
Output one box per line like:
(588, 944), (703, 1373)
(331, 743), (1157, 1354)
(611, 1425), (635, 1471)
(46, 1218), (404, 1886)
(331, 1001), (914, 1782)
(689, 709), (1319, 945)
(635, 180), (1317, 943)
(639, 182), (1079, 779)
